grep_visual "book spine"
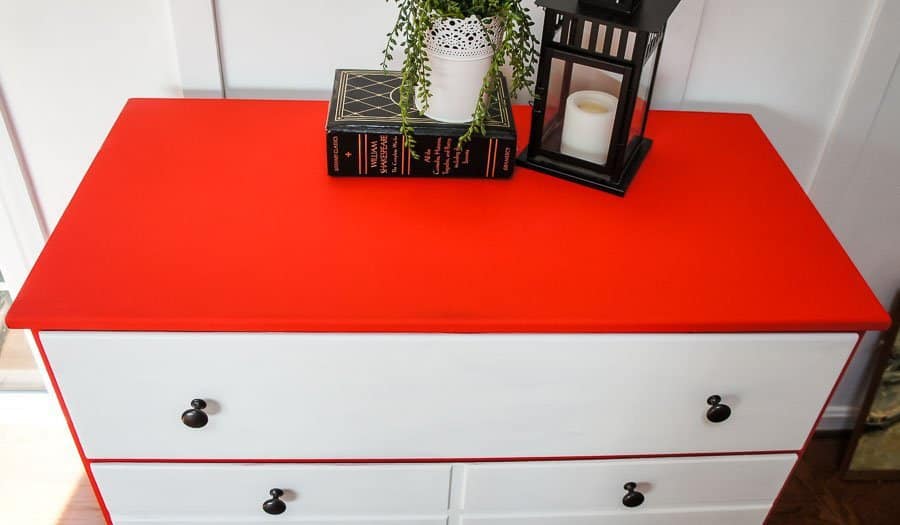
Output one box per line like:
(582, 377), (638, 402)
(327, 131), (515, 179)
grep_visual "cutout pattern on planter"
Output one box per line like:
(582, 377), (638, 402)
(426, 16), (502, 59)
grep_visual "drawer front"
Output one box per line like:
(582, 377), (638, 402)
(42, 332), (855, 459)
(461, 455), (795, 512)
(460, 506), (770, 525)
(91, 463), (451, 521)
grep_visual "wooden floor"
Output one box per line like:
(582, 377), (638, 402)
(1, 408), (898, 524)
(768, 434), (900, 524)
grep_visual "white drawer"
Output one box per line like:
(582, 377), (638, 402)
(460, 454), (795, 512)
(91, 463), (451, 522)
(42, 332), (855, 459)
(460, 506), (770, 525)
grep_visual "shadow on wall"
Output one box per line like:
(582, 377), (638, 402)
(678, 100), (819, 187)
(224, 88), (334, 100)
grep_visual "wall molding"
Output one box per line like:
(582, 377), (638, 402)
(809, 0), (900, 202)
(805, 0), (899, 415)
(651, 0), (706, 108)
(0, 83), (46, 296)
(818, 405), (860, 432)
(168, 0), (225, 98)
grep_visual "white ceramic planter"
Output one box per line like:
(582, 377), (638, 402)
(419, 15), (502, 123)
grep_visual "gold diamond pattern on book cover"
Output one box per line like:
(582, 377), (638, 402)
(334, 70), (511, 127)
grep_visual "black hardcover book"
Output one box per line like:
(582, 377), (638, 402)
(326, 69), (516, 179)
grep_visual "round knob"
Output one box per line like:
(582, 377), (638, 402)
(181, 399), (209, 428)
(622, 482), (644, 508)
(706, 395), (732, 423)
(262, 488), (287, 515)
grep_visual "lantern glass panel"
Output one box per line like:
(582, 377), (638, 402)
(540, 56), (624, 167)
(628, 38), (658, 154)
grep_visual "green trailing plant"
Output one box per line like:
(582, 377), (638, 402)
(382, 0), (540, 157)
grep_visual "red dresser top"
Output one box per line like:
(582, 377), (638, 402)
(8, 99), (889, 333)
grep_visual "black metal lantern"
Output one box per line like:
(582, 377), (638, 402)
(518, 0), (681, 195)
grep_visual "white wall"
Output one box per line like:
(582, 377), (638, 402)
(819, 67), (900, 306)
(819, 53), (900, 412)
(0, 0), (182, 229)
(0, 0), (896, 426)
(216, 0), (400, 99)
(1, 0), (879, 228)
(680, 0), (877, 189)
(213, 0), (704, 104)
(808, 0), (900, 422)
(214, 0), (876, 191)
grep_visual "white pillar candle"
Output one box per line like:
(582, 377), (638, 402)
(560, 90), (619, 165)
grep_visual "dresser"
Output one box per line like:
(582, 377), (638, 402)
(7, 99), (889, 524)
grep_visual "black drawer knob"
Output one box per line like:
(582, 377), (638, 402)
(706, 395), (732, 423)
(263, 488), (287, 515)
(181, 399), (209, 428)
(622, 482), (644, 508)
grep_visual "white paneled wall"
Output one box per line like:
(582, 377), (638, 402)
(169, 0), (223, 97)
(650, 0), (705, 108)
(810, 0), (900, 415)
(0, 0), (182, 228)
(0, 0), (897, 426)
(214, 0), (877, 190)
(216, 0), (401, 99)
(681, 0), (878, 188)
(1, 0), (881, 224)
(214, 0), (704, 107)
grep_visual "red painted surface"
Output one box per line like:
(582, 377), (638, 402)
(87, 449), (798, 464)
(32, 331), (113, 525)
(7, 99), (889, 333)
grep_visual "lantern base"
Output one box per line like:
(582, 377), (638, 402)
(517, 138), (652, 197)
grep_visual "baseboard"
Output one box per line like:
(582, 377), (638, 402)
(817, 405), (860, 432)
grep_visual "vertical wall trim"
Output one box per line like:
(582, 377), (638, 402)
(818, 405), (860, 431)
(211, 0), (227, 98)
(808, 0), (900, 421)
(168, 0), (226, 98)
(0, 82), (47, 296)
(652, 0), (706, 109)
(808, 0), (900, 204)
(674, 0), (707, 108)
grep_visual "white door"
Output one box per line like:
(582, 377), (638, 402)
(0, 108), (46, 392)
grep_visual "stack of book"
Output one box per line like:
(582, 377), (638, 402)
(326, 69), (516, 179)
